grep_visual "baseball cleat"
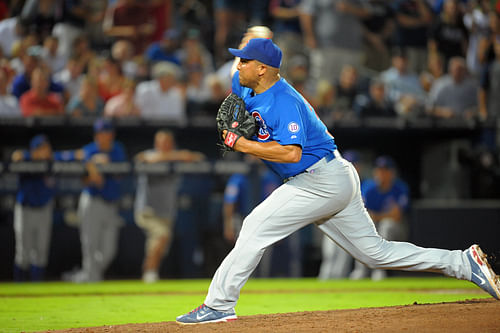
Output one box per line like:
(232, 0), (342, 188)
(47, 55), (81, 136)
(465, 245), (500, 300)
(176, 304), (237, 324)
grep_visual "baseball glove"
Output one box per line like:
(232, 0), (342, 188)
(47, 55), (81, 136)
(216, 93), (257, 153)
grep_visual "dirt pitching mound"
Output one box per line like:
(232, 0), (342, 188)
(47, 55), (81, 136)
(46, 298), (500, 333)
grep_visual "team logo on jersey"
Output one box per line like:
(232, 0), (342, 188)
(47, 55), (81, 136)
(252, 111), (270, 140)
(231, 121), (239, 128)
(288, 122), (300, 133)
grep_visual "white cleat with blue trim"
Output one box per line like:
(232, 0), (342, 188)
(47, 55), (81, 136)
(465, 245), (500, 300)
(176, 304), (237, 324)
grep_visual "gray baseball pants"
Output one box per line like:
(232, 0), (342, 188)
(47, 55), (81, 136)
(205, 152), (472, 311)
(78, 192), (122, 281)
(14, 201), (53, 269)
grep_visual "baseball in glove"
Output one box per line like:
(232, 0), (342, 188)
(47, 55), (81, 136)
(216, 93), (257, 153)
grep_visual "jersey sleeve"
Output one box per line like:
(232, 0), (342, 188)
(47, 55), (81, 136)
(271, 95), (306, 147)
(395, 180), (410, 211)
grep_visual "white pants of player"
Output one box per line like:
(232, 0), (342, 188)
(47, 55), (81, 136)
(78, 192), (122, 281)
(205, 152), (472, 311)
(350, 218), (406, 279)
(14, 201), (53, 269)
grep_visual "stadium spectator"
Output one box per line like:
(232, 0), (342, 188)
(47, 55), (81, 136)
(134, 129), (204, 283)
(0, 68), (21, 117)
(426, 52), (446, 81)
(66, 76), (104, 117)
(463, 0), (491, 75)
(149, 0), (173, 43)
(103, 0), (155, 55)
(61, 118), (127, 282)
(20, 0), (62, 41)
(110, 39), (138, 79)
(392, 0), (434, 73)
(428, 0), (468, 68)
(19, 66), (64, 117)
(333, 65), (364, 115)
(299, 0), (369, 80)
(380, 49), (426, 118)
(11, 45), (64, 100)
(135, 61), (187, 125)
(204, 73), (229, 108)
(212, 0), (247, 66)
(41, 35), (66, 74)
(0, 16), (26, 58)
(51, 0), (89, 59)
(144, 28), (182, 65)
(314, 79), (337, 126)
(82, 0), (108, 50)
(478, 36), (500, 119)
(104, 79), (140, 118)
(97, 56), (125, 102)
(354, 78), (396, 118)
(429, 57), (478, 118)
(9, 33), (39, 75)
(69, 34), (95, 71)
(420, 53), (446, 98)
(184, 64), (213, 112)
(350, 155), (409, 281)
(284, 55), (315, 105)
(11, 134), (55, 282)
(53, 55), (85, 98)
(362, 0), (396, 71)
(477, 10), (500, 66)
(269, 0), (304, 75)
(180, 28), (214, 76)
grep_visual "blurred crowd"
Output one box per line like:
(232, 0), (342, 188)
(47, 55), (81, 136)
(4, 0), (500, 282)
(0, 0), (498, 125)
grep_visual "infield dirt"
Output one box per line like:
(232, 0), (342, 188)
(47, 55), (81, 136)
(45, 298), (500, 333)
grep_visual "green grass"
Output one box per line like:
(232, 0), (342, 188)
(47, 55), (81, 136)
(0, 277), (489, 333)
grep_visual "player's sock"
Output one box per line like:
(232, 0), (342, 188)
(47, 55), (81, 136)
(30, 265), (45, 282)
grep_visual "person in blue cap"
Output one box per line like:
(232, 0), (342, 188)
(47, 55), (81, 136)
(59, 118), (127, 282)
(11, 134), (55, 281)
(176, 38), (500, 325)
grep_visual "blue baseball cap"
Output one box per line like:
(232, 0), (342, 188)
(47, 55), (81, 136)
(374, 155), (396, 169)
(93, 118), (114, 133)
(228, 38), (282, 68)
(30, 134), (49, 150)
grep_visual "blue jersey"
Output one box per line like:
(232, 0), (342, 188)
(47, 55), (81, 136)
(81, 142), (126, 201)
(232, 72), (336, 179)
(16, 152), (55, 207)
(361, 179), (410, 213)
(224, 174), (252, 216)
(55, 141), (127, 201)
(12, 73), (64, 99)
(16, 174), (55, 207)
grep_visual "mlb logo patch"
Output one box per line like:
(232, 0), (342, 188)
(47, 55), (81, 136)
(288, 122), (300, 133)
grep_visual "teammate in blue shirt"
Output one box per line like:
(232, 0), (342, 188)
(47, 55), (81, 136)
(11, 134), (55, 282)
(60, 118), (127, 282)
(176, 37), (500, 325)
